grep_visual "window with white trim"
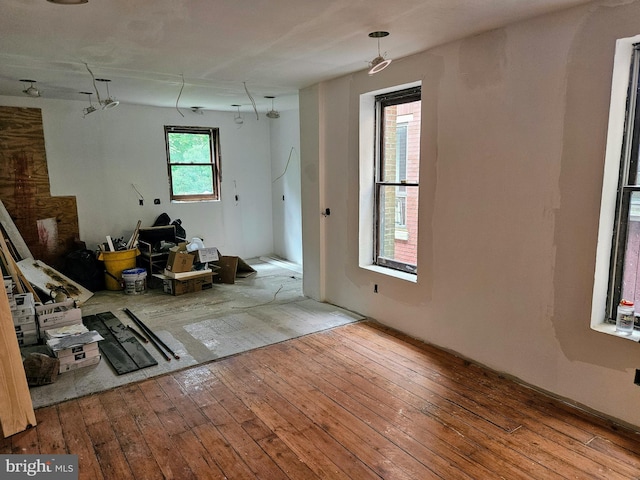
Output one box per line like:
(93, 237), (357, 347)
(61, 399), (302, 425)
(164, 126), (221, 202)
(592, 35), (640, 339)
(374, 87), (421, 274)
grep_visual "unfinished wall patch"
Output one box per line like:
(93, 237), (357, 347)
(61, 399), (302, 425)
(459, 29), (507, 90)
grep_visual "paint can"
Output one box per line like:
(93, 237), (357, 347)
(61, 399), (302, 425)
(122, 268), (147, 295)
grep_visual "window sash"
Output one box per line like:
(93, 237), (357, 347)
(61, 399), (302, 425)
(164, 126), (221, 201)
(374, 88), (420, 274)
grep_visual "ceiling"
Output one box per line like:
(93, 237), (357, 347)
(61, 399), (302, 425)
(0, 0), (593, 114)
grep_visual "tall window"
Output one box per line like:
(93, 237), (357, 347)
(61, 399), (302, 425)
(606, 45), (640, 324)
(374, 87), (421, 274)
(164, 126), (221, 201)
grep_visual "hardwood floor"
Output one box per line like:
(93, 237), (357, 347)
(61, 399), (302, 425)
(2, 320), (639, 479)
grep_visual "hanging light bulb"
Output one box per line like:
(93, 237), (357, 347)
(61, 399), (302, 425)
(368, 31), (392, 75)
(265, 96), (280, 119)
(232, 105), (244, 125)
(80, 91), (97, 117)
(20, 79), (41, 97)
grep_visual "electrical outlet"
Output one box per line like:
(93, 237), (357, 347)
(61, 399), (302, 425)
(139, 199), (144, 206)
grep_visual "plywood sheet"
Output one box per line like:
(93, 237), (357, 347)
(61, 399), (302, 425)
(0, 107), (79, 267)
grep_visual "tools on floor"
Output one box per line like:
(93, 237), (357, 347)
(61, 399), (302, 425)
(123, 308), (180, 360)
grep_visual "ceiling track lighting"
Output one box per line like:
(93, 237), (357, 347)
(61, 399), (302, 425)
(368, 31), (392, 75)
(265, 96), (280, 119)
(232, 104), (244, 125)
(20, 79), (41, 97)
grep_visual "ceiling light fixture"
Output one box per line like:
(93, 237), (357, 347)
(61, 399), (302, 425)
(265, 96), (280, 119)
(20, 79), (41, 97)
(368, 31), (392, 75)
(232, 105), (244, 125)
(95, 78), (119, 109)
(46, 0), (88, 4)
(81, 91), (97, 117)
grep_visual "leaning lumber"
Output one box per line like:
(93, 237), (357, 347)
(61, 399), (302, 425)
(0, 281), (37, 437)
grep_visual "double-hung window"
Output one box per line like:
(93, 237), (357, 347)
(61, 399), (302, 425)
(164, 126), (221, 202)
(374, 87), (421, 274)
(605, 44), (640, 325)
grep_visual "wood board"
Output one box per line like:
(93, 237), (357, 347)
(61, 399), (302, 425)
(0, 199), (32, 260)
(17, 258), (93, 303)
(0, 281), (36, 437)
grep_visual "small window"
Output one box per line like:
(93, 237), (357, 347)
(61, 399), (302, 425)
(374, 87), (421, 274)
(164, 126), (221, 201)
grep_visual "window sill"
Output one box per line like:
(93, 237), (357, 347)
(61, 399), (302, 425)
(360, 264), (417, 283)
(591, 322), (640, 342)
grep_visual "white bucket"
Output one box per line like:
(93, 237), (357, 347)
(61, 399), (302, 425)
(122, 268), (147, 295)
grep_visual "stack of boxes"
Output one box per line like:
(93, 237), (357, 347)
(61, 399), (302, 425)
(159, 243), (214, 296)
(36, 299), (83, 333)
(35, 299), (102, 374)
(3, 280), (102, 375)
(12, 290), (39, 347)
(44, 324), (102, 374)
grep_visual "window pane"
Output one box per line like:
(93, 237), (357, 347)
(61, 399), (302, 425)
(378, 185), (419, 265)
(621, 192), (640, 306)
(167, 133), (211, 164)
(171, 165), (214, 195)
(380, 101), (421, 183)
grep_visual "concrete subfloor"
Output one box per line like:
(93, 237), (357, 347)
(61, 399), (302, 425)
(28, 258), (364, 409)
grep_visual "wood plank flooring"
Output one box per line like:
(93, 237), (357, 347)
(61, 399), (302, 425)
(2, 320), (639, 479)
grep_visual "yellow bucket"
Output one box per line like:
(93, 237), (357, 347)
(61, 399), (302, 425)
(98, 248), (140, 291)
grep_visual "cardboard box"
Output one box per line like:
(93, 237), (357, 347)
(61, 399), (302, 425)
(12, 292), (35, 315)
(163, 268), (212, 279)
(36, 300), (82, 331)
(14, 322), (37, 335)
(196, 247), (219, 263)
(13, 312), (36, 327)
(57, 347), (100, 366)
(213, 256), (257, 284)
(58, 354), (101, 374)
(55, 342), (99, 360)
(165, 243), (195, 273)
(161, 272), (213, 296)
(17, 331), (39, 346)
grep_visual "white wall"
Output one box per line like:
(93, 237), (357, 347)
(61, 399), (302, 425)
(269, 109), (303, 265)
(300, 0), (640, 429)
(0, 96), (280, 260)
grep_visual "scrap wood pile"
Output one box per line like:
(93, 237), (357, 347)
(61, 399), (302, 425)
(0, 200), (93, 306)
